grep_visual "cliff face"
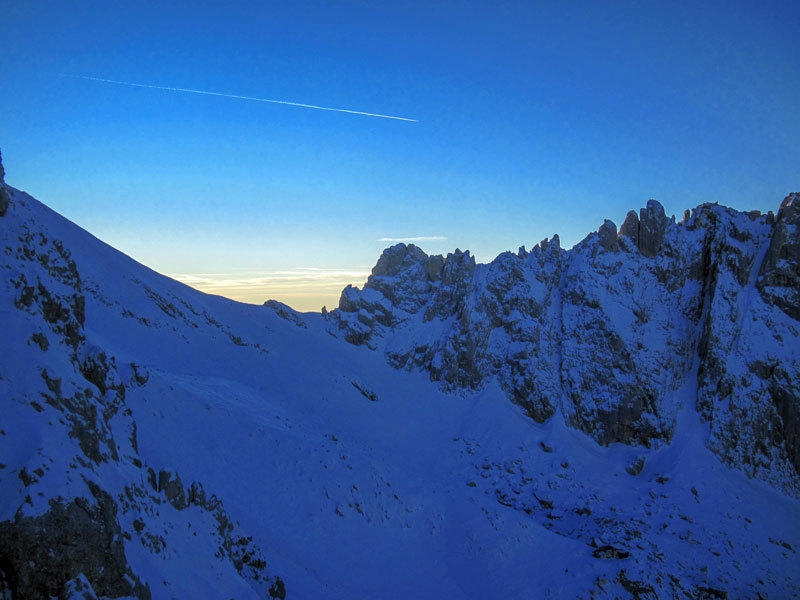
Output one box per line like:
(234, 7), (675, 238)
(330, 196), (800, 497)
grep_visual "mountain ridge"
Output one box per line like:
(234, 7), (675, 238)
(330, 193), (800, 498)
(1, 153), (799, 598)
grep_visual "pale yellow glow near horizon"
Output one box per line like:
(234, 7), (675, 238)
(168, 268), (371, 313)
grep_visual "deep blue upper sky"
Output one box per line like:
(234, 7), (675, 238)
(2, 1), (798, 310)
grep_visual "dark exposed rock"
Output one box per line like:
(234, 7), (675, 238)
(184, 482), (278, 591)
(425, 254), (445, 281)
(39, 369), (121, 465)
(352, 380), (379, 401)
(10, 236), (85, 353)
(638, 200), (669, 258)
(598, 219), (619, 252)
(618, 569), (657, 599)
(0, 148), (8, 217)
(157, 469), (188, 510)
(619, 210), (640, 249)
(424, 249), (475, 321)
(694, 585), (728, 599)
(81, 348), (124, 399)
(29, 331), (50, 351)
(269, 577), (287, 599)
(264, 298), (307, 328)
(746, 362), (800, 477)
(592, 544), (630, 559)
(758, 192), (800, 320)
(0, 487), (150, 600)
(0, 185), (8, 218)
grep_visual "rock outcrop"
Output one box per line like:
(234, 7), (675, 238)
(618, 210), (640, 248)
(637, 199), (670, 257)
(616, 200), (672, 257)
(0, 148), (10, 216)
(330, 197), (800, 496)
(597, 219), (619, 252)
(0, 484), (151, 600)
(758, 192), (800, 320)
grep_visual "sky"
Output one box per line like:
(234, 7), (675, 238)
(1, 1), (799, 311)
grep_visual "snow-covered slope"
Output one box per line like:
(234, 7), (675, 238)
(1, 156), (799, 598)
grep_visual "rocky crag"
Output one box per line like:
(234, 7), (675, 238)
(330, 195), (800, 497)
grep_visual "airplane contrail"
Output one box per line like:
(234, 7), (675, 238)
(62, 74), (419, 123)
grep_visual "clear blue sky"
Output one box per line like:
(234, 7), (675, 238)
(2, 1), (798, 310)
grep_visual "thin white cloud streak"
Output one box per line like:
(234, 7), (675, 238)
(63, 74), (419, 122)
(377, 236), (448, 242)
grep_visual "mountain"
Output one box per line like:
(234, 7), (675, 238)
(1, 151), (799, 599)
(330, 196), (800, 498)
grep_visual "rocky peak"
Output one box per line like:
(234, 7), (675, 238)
(365, 244), (445, 313)
(521, 235), (561, 262)
(614, 200), (671, 257)
(638, 199), (670, 257)
(0, 147), (5, 184)
(597, 219), (619, 252)
(371, 243), (428, 278)
(618, 210), (640, 248)
(608, 201), (670, 257)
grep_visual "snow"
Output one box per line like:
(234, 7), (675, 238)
(2, 185), (799, 598)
